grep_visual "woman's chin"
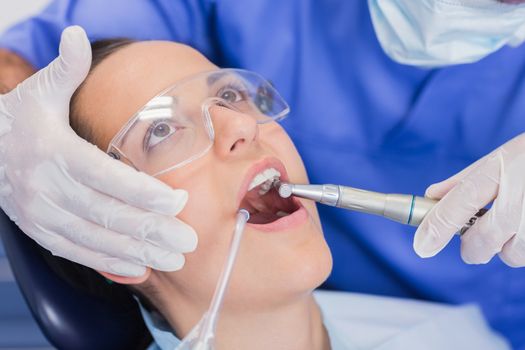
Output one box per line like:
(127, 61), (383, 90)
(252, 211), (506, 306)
(293, 243), (333, 291)
(268, 240), (333, 300)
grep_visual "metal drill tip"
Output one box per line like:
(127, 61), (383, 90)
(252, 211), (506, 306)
(276, 181), (293, 198)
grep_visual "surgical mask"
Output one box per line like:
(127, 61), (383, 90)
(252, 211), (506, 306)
(107, 69), (289, 176)
(368, 0), (525, 67)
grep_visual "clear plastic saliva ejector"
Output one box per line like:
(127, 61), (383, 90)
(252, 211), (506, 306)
(175, 209), (250, 350)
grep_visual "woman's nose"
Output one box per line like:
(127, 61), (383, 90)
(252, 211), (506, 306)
(209, 105), (258, 158)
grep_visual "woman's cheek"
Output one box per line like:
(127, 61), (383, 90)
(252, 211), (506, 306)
(158, 174), (212, 249)
(168, 185), (225, 287)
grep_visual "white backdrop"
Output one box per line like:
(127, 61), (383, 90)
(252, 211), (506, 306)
(0, 0), (50, 34)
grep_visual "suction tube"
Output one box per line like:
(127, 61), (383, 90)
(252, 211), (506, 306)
(176, 209), (250, 350)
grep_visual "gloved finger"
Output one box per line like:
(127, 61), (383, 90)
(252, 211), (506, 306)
(34, 214), (186, 271)
(460, 198), (514, 264)
(20, 26), (91, 111)
(28, 153), (197, 252)
(414, 153), (500, 257)
(30, 228), (147, 277)
(0, 167), (11, 196)
(64, 184), (197, 253)
(68, 139), (188, 216)
(499, 234), (525, 267)
(30, 196), (188, 270)
(498, 200), (525, 267)
(425, 153), (489, 200)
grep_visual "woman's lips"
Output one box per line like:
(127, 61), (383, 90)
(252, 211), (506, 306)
(237, 157), (309, 232)
(246, 197), (309, 233)
(236, 157), (289, 208)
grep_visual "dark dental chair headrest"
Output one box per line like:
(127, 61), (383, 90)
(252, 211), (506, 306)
(0, 211), (152, 350)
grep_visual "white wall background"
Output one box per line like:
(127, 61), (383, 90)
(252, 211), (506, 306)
(0, 0), (50, 34)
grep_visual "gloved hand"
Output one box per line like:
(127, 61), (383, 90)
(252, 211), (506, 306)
(413, 133), (525, 267)
(0, 26), (197, 277)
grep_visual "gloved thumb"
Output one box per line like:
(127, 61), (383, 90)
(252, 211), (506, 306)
(425, 178), (458, 200)
(48, 26), (92, 102)
(21, 26), (92, 113)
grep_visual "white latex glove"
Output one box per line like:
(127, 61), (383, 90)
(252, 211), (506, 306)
(0, 26), (197, 277)
(413, 133), (525, 267)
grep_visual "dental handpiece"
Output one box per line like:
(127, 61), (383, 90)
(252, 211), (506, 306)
(276, 182), (485, 233)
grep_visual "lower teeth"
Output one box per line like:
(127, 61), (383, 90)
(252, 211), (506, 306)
(276, 211), (290, 217)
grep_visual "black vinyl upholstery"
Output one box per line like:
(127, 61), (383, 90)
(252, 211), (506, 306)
(0, 211), (152, 350)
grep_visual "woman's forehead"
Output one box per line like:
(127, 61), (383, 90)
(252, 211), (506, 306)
(102, 40), (215, 80)
(79, 41), (217, 148)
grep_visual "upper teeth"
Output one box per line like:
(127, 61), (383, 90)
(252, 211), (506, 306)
(248, 168), (281, 192)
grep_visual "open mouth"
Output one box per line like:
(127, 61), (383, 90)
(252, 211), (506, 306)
(238, 164), (301, 225)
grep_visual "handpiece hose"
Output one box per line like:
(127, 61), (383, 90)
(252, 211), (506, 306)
(277, 183), (485, 232)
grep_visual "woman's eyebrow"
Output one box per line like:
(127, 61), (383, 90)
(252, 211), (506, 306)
(206, 71), (230, 86)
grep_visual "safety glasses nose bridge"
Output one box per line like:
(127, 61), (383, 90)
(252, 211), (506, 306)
(200, 96), (273, 142)
(107, 69), (290, 176)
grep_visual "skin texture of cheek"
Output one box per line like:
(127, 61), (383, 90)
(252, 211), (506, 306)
(155, 157), (236, 305)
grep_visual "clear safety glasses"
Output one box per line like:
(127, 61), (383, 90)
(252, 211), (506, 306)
(107, 69), (290, 176)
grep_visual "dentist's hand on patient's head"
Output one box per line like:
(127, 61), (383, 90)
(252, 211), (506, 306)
(0, 26), (197, 277)
(413, 133), (525, 267)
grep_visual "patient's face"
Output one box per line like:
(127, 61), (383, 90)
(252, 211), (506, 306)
(76, 41), (332, 314)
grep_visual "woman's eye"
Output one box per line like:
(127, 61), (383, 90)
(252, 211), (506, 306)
(219, 88), (243, 103)
(146, 121), (177, 149)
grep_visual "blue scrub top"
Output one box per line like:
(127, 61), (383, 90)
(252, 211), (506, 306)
(1, 0), (525, 347)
